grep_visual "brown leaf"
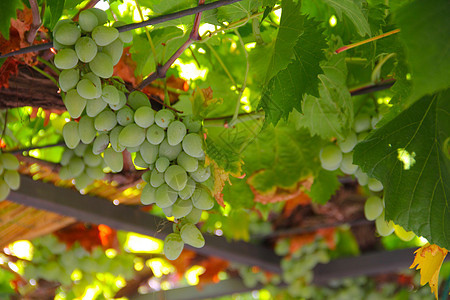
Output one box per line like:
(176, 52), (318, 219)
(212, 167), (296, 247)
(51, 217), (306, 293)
(197, 256), (229, 289)
(113, 46), (140, 86)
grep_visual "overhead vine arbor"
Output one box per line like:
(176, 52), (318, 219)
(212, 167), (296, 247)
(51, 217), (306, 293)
(0, 0), (449, 299)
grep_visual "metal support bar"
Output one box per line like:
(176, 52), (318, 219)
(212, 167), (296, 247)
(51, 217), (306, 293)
(8, 176), (281, 273)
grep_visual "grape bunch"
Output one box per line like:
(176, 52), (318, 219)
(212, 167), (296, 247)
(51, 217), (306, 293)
(0, 152), (20, 201)
(59, 143), (105, 190)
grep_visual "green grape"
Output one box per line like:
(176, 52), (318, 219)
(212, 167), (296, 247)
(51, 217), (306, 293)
(141, 184), (156, 205)
(85, 165), (104, 180)
(102, 38), (123, 65)
(54, 48), (79, 69)
(139, 141), (158, 164)
(189, 165), (210, 183)
(77, 79), (99, 100)
(3, 170), (19, 190)
(185, 207), (202, 224)
(92, 133), (109, 155)
(110, 90), (126, 111)
(182, 133), (203, 158)
(146, 124), (165, 145)
(375, 213), (394, 236)
(0, 178), (9, 201)
(64, 89), (87, 119)
(109, 125), (125, 152)
(92, 26), (119, 46)
(338, 131), (357, 153)
(182, 115), (202, 133)
(78, 10), (98, 32)
(83, 150), (102, 167)
(319, 144), (342, 171)
(178, 178), (196, 200)
(127, 145), (140, 153)
(59, 68), (79, 92)
(355, 168), (368, 186)
(339, 152), (358, 175)
(113, 21), (133, 43)
(102, 85), (119, 105)
(86, 97), (107, 117)
(128, 91), (150, 110)
(87, 8), (108, 25)
(78, 115), (96, 144)
(159, 138), (182, 161)
(104, 147), (123, 172)
(89, 52), (113, 78)
(118, 124), (146, 148)
(68, 156), (84, 178)
(134, 106), (155, 128)
(133, 152), (148, 169)
(74, 172), (92, 190)
(63, 121), (80, 149)
(94, 110), (117, 132)
(155, 184), (178, 208)
(164, 165), (187, 191)
(368, 178), (383, 192)
(163, 233), (184, 260)
(60, 149), (74, 166)
(154, 157), (169, 173)
(191, 187), (214, 210)
(364, 196), (383, 221)
(52, 19), (71, 38)
(394, 225), (415, 242)
(74, 143), (88, 156)
(354, 113), (371, 133)
(177, 152), (198, 172)
(82, 72), (102, 98)
(172, 198), (193, 219)
(180, 223), (205, 248)
(149, 169), (164, 188)
(155, 109), (174, 128)
(74, 36), (97, 63)
(54, 22), (80, 46)
(116, 106), (134, 126)
(52, 39), (64, 50)
(59, 166), (70, 180)
(167, 120), (186, 146)
(142, 170), (151, 183)
(1, 153), (19, 170)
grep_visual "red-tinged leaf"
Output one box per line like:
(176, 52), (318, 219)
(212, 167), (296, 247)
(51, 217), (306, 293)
(54, 223), (118, 252)
(289, 234), (317, 254)
(142, 75), (188, 104)
(249, 176), (313, 205)
(282, 192), (311, 218)
(0, 57), (19, 88)
(316, 227), (337, 250)
(114, 46), (140, 86)
(169, 249), (196, 277)
(98, 224), (118, 250)
(205, 158), (234, 208)
(197, 256), (229, 289)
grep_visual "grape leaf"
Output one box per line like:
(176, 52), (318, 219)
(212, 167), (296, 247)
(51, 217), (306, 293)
(0, 0), (22, 40)
(216, 0), (262, 22)
(294, 53), (353, 140)
(395, 0), (450, 106)
(47, 0), (66, 29)
(321, 0), (371, 37)
(308, 169), (340, 205)
(259, 16), (327, 124)
(353, 91), (450, 249)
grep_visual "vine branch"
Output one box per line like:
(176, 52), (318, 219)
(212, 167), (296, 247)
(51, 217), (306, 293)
(26, 0), (42, 44)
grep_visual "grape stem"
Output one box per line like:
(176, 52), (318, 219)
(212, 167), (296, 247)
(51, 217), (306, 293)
(26, 0), (42, 45)
(203, 111), (265, 128)
(0, 0), (244, 59)
(3, 141), (65, 154)
(335, 29), (401, 54)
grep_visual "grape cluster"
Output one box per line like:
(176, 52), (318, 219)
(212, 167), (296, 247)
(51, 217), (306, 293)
(0, 152), (20, 201)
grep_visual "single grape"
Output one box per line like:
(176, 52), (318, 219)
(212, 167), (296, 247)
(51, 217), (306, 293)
(92, 133), (109, 155)
(63, 121), (80, 149)
(77, 79), (99, 100)
(180, 223), (205, 248)
(60, 149), (74, 166)
(339, 152), (358, 175)
(394, 225), (415, 242)
(118, 124), (146, 148)
(141, 171), (151, 183)
(368, 178), (383, 192)
(86, 97), (108, 117)
(59, 68), (79, 92)
(155, 157), (170, 173)
(103, 147), (123, 172)
(85, 165), (104, 180)
(155, 109), (175, 129)
(182, 115), (202, 133)
(78, 115), (96, 144)
(75, 36), (97, 63)
(87, 8), (108, 25)
(116, 106), (134, 126)
(319, 144), (342, 171)
(54, 48), (79, 70)
(113, 21), (133, 43)
(0, 178), (10, 201)
(161, 206), (173, 218)
(68, 156), (85, 178)
(59, 165), (71, 180)
(165, 165), (188, 191)
(191, 187), (214, 210)
(73, 143), (88, 156)
(3, 170), (20, 190)
(128, 91), (150, 110)
(127, 145), (141, 153)
(155, 184), (177, 208)
(163, 233), (184, 260)
(89, 52), (114, 78)
(375, 213), (394, 236)
(182, 133), (203, 158)
(74, 172), (92, 190)
(92, 26), (119, 46)
(78, 10), (98, 32)
(102, 38), (123, 65)
(185, 207), (202, 224)
(54, 22), (80, 46)
(110, 91), (127, 111)
(134, 106), (155, 128)
(354, 113), (371, 133)
(101, 85), (119, 105)
(146, 124), (165, 145)
(1, 153), (19, 170)
(82, 73), (102, 97)
(177, 152), (198, 172)
(52, 19), (71, 38)
(363, 196), (384, 221)
(139, 141), (158, 164)
(178, 178), (196, 200)
(159, 138), (182, 161)
(355, 168), (369, 186)
(338, 131), (357, 153)
(133, 152), (148, 169)
(141, 184), (156, 205)
(189, 165), (210, 183)
(171, 198), (193, 219)
(83, 150), (102, 167)
(150, 169), (165, 188)
(167, 120), (186, 146)
(109, 125), (125, 152)
(95, 110), (117, 132)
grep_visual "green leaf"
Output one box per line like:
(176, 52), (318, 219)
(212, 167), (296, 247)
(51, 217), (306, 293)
(321, 0), (371, 37)
(308, 169), (340, 204)
(395, 0), (450, 105)
(260, 16), (327, 124)
(47, 0), (66, 29)
(295, 53), (353, 140)
(353, 91), (450, 249)
(0, 0), (22, 40)
(216, 0), (262, 23)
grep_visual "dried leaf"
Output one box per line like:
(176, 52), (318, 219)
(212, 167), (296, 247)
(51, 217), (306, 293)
(0, 57), (19, 88)
(197, 256), (229, 289)
(249, 176), (313, 205)
(54, 223), (118, 252)
(114, 46), (140, 86)
(205, 157), (233, 208)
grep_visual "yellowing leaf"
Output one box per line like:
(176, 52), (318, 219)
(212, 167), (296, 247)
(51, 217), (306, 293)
(190, 87), (223, 118)
(410, 243), (448, 299)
